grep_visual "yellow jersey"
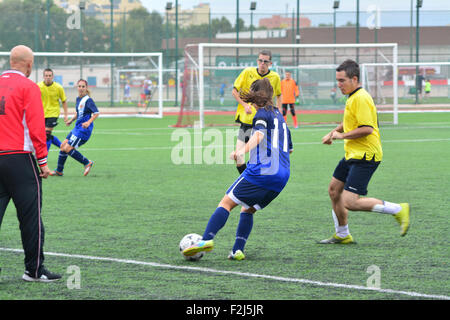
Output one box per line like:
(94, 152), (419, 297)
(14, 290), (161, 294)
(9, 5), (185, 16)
(38, 81), (67, 118)
(343, 87), (383, 162)
(233, 67), (281, 125)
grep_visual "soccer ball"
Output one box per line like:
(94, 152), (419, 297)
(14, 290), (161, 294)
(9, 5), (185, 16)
(179, 233), (204, 261)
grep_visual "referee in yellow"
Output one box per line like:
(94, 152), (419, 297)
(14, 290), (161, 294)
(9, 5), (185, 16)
(38, 68), (68, 151)
(231, 50), (282, 174)
(320, 59), (410, 244)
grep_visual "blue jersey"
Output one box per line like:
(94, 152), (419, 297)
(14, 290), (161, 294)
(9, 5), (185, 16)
(72, 95), (99, 140)
(219, 83), (226, 95)
(124, 84), (130, 95)
(242, 107), (293, 192)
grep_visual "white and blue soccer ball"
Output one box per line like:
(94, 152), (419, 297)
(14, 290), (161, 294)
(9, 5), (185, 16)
(179, 233), (204, 261)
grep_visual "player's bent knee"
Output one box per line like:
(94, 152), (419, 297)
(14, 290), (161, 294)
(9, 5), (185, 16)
(341, 192), (361, 211)
(60, 144), (72, 153)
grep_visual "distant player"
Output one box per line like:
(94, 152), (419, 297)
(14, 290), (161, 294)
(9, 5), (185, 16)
(319, 59), (410, 244)
(123, 81), (131, 103)
(38, 68), (68, 151)
(424, 78), (431, 100)
(139, 78), (153, 108)
(280, 71), (300, 128)
(219, 83), (226, 105)
(183, 78), (293, 261)
(232, 50), (282, 174)
(50, 79), (99, 177)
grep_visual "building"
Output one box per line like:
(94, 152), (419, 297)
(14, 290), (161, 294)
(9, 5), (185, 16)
(53, 0), (143, 25)
(166, 3), (210, 28)
(259, 14), (311, 29)
(167, 26), (450, 63)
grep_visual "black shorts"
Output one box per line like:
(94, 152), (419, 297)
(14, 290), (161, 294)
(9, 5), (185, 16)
(237, 123), (252, 143)
(282, 104), (296, 116)
(45, 117), (58, 128)
(333, 158), (380, 196)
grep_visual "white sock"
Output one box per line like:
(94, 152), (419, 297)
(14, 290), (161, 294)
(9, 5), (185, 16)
(332, 209), (340, 232)
(336, 224), (349, 238)
(372, 201), (402, 215)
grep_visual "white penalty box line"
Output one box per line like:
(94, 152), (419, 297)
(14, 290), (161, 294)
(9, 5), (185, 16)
(1, 247), (448, 300)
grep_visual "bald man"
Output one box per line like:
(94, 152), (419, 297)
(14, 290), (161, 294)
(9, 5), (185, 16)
(0, 45), (61, 282)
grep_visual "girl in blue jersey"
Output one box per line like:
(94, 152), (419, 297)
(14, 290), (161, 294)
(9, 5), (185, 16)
(183, 78), (293, 260)
(50, 79), (99, 177)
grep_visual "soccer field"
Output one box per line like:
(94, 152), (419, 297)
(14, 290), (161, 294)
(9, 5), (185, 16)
(0, 112), (449, 301)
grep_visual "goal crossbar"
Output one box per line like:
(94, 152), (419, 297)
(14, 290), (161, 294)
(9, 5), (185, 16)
(0, 51), (164, 118)
(195, 43), (398, 127)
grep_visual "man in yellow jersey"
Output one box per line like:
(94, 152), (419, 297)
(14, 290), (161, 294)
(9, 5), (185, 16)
(38, 68), (68, 151)
(232, 50), (282, 174)
(319, 60), (410, 244)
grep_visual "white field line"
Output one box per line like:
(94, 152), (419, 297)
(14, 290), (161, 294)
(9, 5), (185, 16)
(47, 137), (450, 152)
(0, 247), (448, 300)
(51, 124), (450, 135)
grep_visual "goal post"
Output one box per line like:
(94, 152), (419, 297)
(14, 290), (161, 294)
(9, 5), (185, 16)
(0, 51), (164, 118)
(176, 42), (398, 128)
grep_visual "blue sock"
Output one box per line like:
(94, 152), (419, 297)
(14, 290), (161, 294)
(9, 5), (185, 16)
(56, 151), (68, 172)
(51, 135), (61, 148)
(202, 207), (230, 240)
(46, 139), (52, 151)
(68, 149), (89, 166)
(232, 212), (254, 253)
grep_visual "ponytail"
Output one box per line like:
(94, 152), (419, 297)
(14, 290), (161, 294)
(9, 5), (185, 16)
(239, 78), (274, 111)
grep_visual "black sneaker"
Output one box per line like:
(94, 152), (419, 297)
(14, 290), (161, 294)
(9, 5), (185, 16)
(22, 268), (62, 282)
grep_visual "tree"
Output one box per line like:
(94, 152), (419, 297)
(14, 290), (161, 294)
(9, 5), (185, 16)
(115, 8), (163, 53)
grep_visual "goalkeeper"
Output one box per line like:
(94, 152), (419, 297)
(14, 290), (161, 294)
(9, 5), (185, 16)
(231, 50), (282, 174)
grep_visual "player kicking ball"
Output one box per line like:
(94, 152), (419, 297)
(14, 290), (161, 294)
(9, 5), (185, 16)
(183, 78), (293, 260)
(319, 60), (410, 244)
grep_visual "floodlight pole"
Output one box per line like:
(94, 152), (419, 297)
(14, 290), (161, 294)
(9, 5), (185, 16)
(415, 0), (422, 104)
(110, 0), (114, 107)
(175, 0), (179, 106)
(165, 2), (172, 100)
(46, 0), (50, 52)
(296, 0), (300, 84)
(356, 0), (360, 63)
(409, 0), (414, 62)
(236, 0), (239, 66)
(79, 1), (85, 79)
(333, 1), (340, 65)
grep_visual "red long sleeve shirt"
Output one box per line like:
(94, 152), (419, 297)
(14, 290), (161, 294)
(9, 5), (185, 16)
(0, 70), (47, 167)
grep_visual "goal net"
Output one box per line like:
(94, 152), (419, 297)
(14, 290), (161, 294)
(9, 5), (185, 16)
(0, 52), (164, 118)
(175, 43), (398, 128)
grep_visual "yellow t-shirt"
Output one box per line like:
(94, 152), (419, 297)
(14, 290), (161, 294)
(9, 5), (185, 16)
(38, 81), (67, 118)
(343, 88), (383, 162)
(233, 67), (282, 125)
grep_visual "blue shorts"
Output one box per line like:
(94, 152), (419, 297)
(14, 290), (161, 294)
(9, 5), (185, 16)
(333, 158), (380, 196)
(226, 177), (280, 211)
(66, 132), (88, 149)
